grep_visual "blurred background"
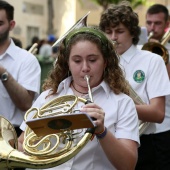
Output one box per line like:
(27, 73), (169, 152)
(6, 0), (170, 48)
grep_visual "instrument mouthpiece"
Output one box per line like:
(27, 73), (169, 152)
(84, 75), (93, 103)
(84, 75), (90, 80)
(112, 41), (118, 48)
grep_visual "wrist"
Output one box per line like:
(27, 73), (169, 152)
(95, 127), (107, 139)
(1, 70), (9, 82)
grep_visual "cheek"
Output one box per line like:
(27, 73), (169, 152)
(0, 26), (6, 32)
(69, 63), (80, 73)
(93, 63), (104, 74)
(106, 34), (111, 39)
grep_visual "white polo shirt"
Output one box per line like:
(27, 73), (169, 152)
(165, 42), (170, 55)
(155, 42), (170, 133)
(120, 45), (170, 134)
(21, 76), (139, 170)
(0, 39), (41, 126)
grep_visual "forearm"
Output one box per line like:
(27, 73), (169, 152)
(2, 73), (34, 111)
(18, 132), (24, 152)
(99, 130), (138, 170)
(136, 101), (165, 123)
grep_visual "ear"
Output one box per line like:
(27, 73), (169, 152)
(164, 19), (170, 29)
(9, 20), (15, 31)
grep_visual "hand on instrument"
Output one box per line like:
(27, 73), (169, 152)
(80, 103), (105, 133)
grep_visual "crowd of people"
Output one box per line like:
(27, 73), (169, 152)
(1, 0), (170, 170)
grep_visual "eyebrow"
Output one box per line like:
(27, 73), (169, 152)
(146, 20), (162, 24)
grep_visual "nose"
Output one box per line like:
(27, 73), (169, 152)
(110, 32), (117, 41)
(150, 23), (155, 31)
(82, 61), (90, 72)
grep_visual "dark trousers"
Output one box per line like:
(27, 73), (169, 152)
(13, 126), (25, 170)
(135, 130), (170, 170)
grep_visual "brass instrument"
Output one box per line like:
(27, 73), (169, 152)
(128, 84), (149, 135)
(0, 75), (94, 169)
(0, 12), (93, 169)
(84, 75), (93, 102)
(28, 11), (90, 56)
(52, 11), (90, 48)
(142, 31), (170, 65)
(28, 43), (38, 55)
(148, 31), (154, 40)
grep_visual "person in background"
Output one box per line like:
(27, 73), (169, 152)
(47, 34), (58, 56)
(26, 36), (40, 54)
(18, 26), (139, 170)
(146, 4), (169, 43)
(39, 35), (58, 60)
(39, 38), (52, 59)
(11, 37), (22, 48)
(0, 2), (41, 170)
(99, 2), (170, 170)
(142, 4), (170, 169)
(145, 4), (170, 75)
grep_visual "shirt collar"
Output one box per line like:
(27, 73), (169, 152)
(121, 45), (137, 63)
(93, 80), (110, 98)
(57, 76), (72, 94)
(0, 39), (18, 60)
(57, 76), (110, 98)
(6, 39), (18, 60)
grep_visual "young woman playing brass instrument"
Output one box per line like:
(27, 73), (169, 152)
(18, 27), (139, 170)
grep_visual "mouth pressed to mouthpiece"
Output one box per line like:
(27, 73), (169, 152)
(84, 75), (90, 80)
(84, 75), (93, 102)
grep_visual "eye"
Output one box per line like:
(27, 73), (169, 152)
(155, 22), (162, 26)
(117, 30), (124, 34)
(105, 30), (112, 34)
(89, 59), (96, 62)
(146, 21), (151, 25)
(72, 56), (82, 63)
(74, 60), (81, 63)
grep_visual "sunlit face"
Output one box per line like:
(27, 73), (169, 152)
(104, 23), (133, 55)
(146, 12), (169, 40)
(0, 9), (15, 44)
(68, 40), (106, 90)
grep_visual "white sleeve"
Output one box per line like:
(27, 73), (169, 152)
(115, 97), (140, 145)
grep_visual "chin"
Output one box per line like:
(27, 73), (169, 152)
(118, 51), (123, 55)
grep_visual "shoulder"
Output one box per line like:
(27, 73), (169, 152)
(117, 92), (134, 104)
(136, 48), (158, 57)
(102, 81), (133, 104)
(15, 47), (40, 64)
(109, 90), (134, 106)
(136, 48), (164, 62)
(17, 47), (36, 58)
(33, 89), (53, 107)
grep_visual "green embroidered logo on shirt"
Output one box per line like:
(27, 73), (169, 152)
(133, 70), (145, 83)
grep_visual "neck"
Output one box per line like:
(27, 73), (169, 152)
(0, 38), (10, 55)
(71, 82), (88, 95)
